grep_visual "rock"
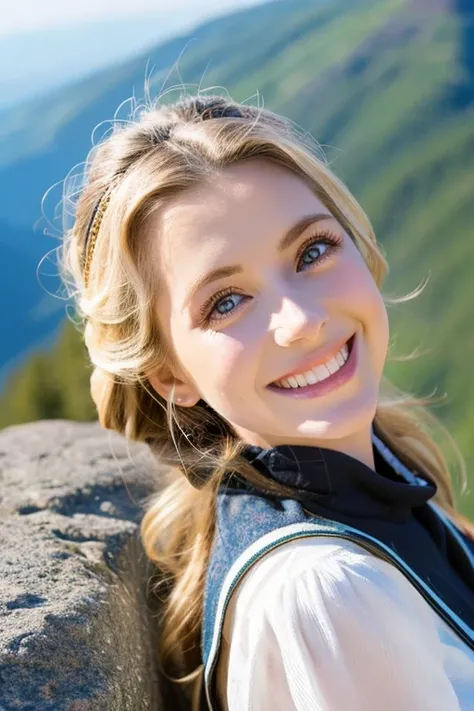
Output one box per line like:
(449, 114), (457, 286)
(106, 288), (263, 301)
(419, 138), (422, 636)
(0, 420), (183, 710)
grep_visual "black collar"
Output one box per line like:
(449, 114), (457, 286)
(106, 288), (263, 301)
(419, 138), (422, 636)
(240, 427), (437, 523)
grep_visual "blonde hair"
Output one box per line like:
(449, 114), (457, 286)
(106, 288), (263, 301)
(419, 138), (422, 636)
(59, 91), (473, 703)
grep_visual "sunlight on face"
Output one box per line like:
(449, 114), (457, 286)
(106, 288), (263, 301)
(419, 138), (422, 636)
(148, 158), (389, 449)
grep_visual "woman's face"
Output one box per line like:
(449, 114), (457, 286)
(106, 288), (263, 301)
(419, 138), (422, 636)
(149, 158), (389, 449)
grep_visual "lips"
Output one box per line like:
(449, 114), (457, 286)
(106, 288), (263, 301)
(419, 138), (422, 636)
(267, 333), (358, 398)
(268, 334), (356, 387)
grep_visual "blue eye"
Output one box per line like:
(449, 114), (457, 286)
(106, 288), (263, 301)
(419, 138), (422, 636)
(199, 289), (248, 324)
(214, 292), (245, 316)
(296, 232), (342, 271)
(299, 242), (329, 267)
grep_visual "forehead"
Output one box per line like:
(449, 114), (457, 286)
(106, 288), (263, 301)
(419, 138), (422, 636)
(150, 158), (331, 298)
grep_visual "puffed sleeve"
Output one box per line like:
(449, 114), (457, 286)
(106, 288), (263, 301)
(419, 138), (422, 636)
(221, 537), (463, 711)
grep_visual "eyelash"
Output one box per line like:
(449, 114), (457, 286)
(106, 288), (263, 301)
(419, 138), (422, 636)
(198, 229), (343, 325)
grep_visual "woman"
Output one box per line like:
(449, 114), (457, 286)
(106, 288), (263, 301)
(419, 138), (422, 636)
(61, 94), (474, 710)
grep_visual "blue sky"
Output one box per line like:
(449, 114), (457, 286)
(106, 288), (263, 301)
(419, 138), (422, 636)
(1, 0), (264, 35)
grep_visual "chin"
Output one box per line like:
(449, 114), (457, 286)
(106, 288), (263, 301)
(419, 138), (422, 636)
(294, 400), (378, 440)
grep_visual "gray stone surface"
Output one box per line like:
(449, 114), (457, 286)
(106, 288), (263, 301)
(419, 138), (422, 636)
(0, 420), (182, 710)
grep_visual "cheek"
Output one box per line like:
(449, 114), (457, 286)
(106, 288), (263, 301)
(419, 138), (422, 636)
(329, 252), (388, 351)
(206, 335), (248, 381)
(345, 265), (384, 317)
(176, 327), (253, 398)
(340, 259), (389, 363)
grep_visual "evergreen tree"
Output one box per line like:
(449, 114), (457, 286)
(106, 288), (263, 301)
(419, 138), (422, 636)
(0, 318), (96, 428)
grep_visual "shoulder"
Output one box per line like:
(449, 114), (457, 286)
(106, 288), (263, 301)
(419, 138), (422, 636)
(219, 537), (463, 711)
(223, 535), (438, 644)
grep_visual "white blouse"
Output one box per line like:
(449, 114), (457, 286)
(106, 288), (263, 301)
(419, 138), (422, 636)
(215, 536), (474, 711)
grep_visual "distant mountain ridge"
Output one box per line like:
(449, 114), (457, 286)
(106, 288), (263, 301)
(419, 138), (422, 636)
(1, 0), (474, 510)
(0, 14), (191, 112)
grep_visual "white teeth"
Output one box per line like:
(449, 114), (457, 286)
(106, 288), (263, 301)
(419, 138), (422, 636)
(303, 370), (318, 385)
(313, 364), (330, 381)
(326, 356), (340, 375)
(272, 339), (352, 389)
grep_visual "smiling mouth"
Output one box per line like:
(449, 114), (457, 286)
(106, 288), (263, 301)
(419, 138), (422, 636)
(269, 335), (356, 389)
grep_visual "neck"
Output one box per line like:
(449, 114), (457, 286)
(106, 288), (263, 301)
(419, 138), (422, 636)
(238, 423), (376, 472)
(323, 427), (376, 471)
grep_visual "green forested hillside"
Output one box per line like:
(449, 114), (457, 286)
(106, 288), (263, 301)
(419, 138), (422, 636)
(1, 0), (473, 514)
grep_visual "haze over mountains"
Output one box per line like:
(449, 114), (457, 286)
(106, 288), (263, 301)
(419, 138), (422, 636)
(0, 15), (188, 111)
(0, 1), (264, 112)
(1, 0), (474, 508)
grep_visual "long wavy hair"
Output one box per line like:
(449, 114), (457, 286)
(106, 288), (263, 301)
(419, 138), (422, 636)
(59, 91), (473, 705)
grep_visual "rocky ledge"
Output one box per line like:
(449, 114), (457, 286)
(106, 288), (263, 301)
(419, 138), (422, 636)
(0, 419), (182, 710)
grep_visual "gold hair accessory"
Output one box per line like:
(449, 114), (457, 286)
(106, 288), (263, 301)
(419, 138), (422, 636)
(82, 185), (114, 288)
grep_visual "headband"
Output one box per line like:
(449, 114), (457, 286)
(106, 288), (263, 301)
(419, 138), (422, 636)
(82, 184), (115, 288)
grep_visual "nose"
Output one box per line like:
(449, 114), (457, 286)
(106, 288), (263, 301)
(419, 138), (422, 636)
(271, 295), (329, 348)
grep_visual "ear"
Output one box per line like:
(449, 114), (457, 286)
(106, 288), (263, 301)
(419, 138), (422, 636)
(148, 365), (201, 408)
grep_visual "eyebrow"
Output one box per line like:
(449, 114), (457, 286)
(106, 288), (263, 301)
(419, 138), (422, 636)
(184, 212), (334, 307)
